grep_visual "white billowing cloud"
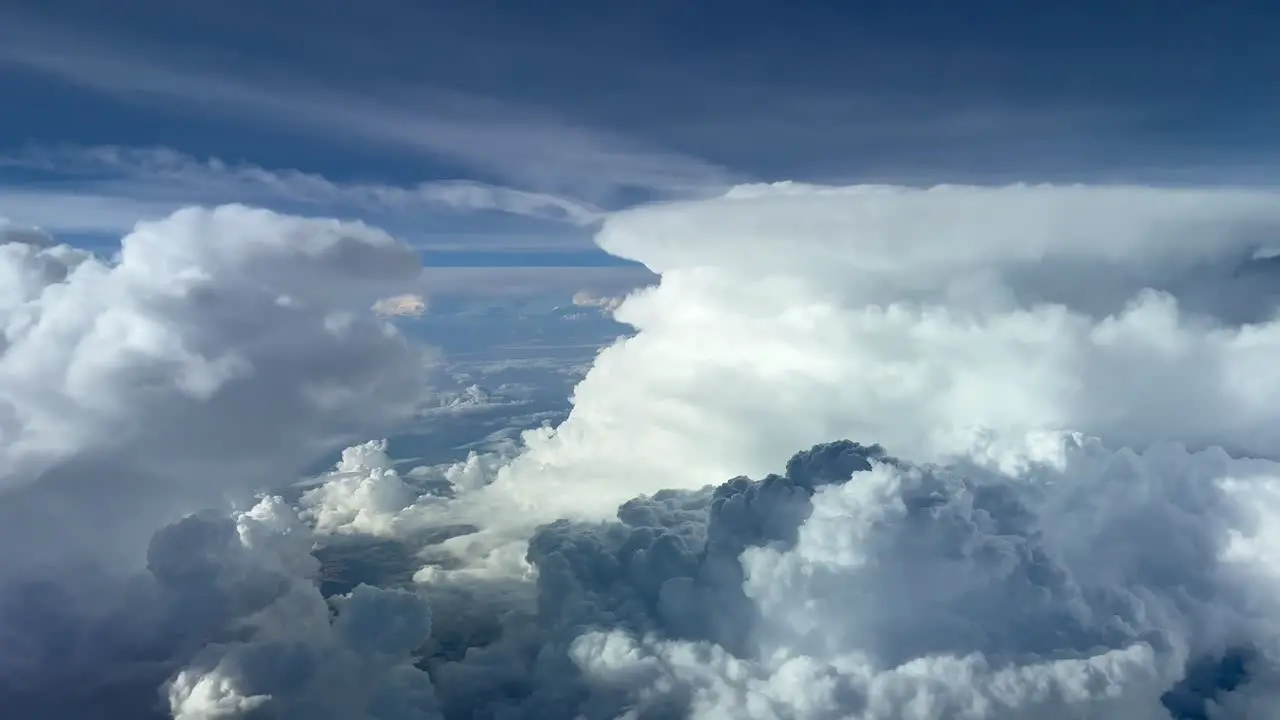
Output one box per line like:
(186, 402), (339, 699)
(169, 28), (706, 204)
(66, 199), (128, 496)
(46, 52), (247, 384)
(567, 437), (1280, 719)
(300, 436), (525, 542)
(373, 293), (428, 317)
(0, 203), (429, 584)
(412, 183), (1280, 533)
(0, 16), (737, 202)
(0, 205), (447, 718)
(299, 440), (419, 537)
(370, 436), (1280, 719)
(13, 181), (1280, 719)
(316, 182), (1280, 719)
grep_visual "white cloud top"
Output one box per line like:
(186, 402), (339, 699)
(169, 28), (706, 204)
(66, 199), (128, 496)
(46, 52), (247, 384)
(434, 183), (1280, 525)
(0, 204), (427, 572)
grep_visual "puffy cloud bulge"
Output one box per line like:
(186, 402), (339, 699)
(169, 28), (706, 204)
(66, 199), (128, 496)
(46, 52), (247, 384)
(0, 206), (435, 717)
(486, 183), (1280, 515)
(0, 206), (427, 568)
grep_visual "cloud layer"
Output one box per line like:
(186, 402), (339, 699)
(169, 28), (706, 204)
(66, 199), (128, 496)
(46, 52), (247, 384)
(7, 182), (1280, 719)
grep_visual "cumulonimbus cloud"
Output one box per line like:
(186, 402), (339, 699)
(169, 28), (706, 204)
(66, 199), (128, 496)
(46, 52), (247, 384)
(368, 183), (1280, 543)
(345, 182), (1280, 718)
(9, 182), (1280, 719)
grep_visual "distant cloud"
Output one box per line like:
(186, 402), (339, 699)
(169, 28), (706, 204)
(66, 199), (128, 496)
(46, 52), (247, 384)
(0, 18), (737, 204)
(0, 219), (55, 248)
(371, 293), (428, 318)
(570, 290), (624, 313)
(0, 188), (184, 234)
(0, 145), (604, 234)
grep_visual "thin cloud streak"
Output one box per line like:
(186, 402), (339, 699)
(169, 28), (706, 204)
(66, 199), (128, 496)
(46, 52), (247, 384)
(0, 17), (738, 202)
(0, 146), (615, 247)
(4, 145), (604, 225)
(415, 265), (655, 299)
(0, 184), (604, 250)
(0, 189), (180, 234)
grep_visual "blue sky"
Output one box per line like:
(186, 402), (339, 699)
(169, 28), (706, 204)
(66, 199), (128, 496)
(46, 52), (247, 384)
(1, 0), (1277, 273)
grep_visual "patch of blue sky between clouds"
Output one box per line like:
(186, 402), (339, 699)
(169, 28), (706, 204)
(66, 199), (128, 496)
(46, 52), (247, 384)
(420, 249), (637, 268)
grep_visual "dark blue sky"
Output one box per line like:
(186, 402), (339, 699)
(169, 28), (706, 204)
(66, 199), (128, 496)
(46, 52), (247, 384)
(1, 0), (1277, 262)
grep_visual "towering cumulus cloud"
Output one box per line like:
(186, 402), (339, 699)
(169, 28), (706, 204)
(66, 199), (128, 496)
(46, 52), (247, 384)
(0, 206), (434, 717)
(383, 183), (1280, 719)
(421, 184), (1280, 525)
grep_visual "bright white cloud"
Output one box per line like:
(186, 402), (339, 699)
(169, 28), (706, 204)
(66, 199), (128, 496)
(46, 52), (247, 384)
(0, 204), (445, 718)
(424, 183), (1280, 525)
(570, 438), (1280, 719)
(621, 435), (1280, 716)
(299, 440), (419, 537)
(0, 203), (429, 580)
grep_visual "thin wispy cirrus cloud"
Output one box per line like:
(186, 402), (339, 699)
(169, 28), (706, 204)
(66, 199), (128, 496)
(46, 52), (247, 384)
(0, 145), (605, 242)
(0, 8), (744, 258)
(0, 13), (739, 206)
